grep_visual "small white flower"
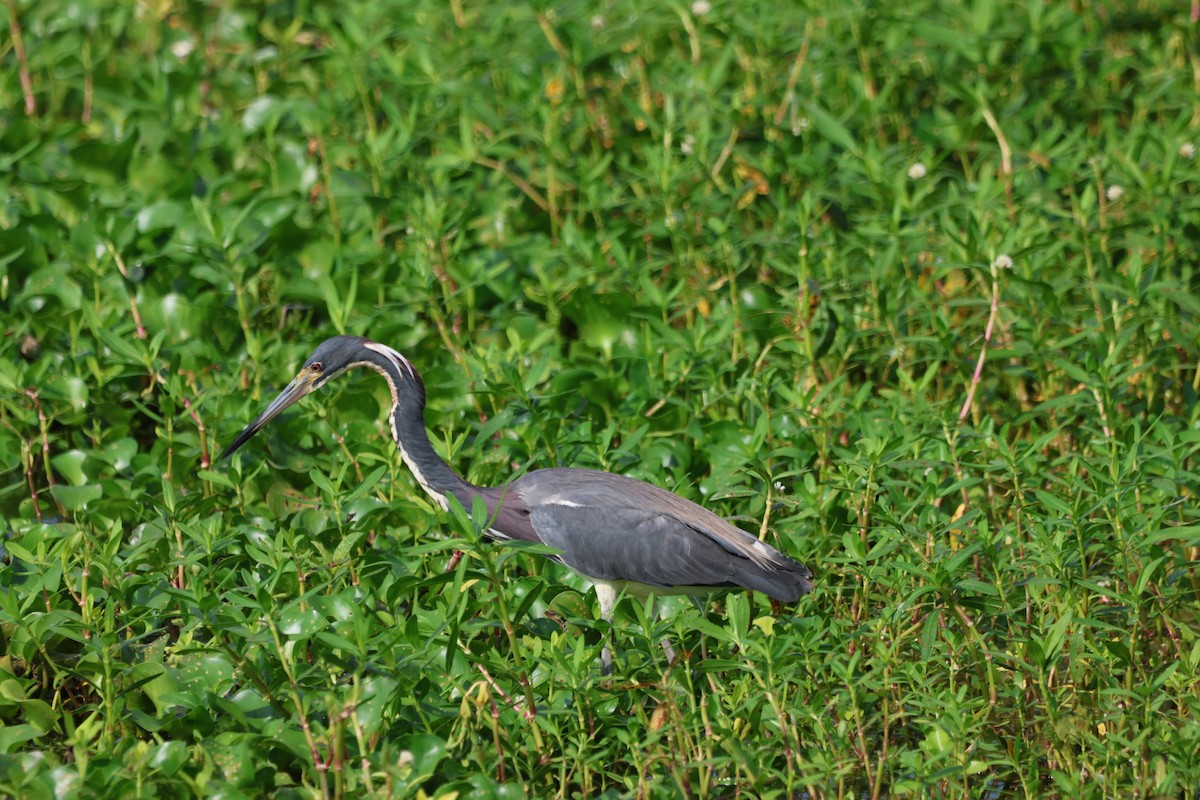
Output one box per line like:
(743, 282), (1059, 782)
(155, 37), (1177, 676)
(1180, 142), (1195, 159)
(691, 0), (712, 15)
(681, 135), (695, 155)
(589, 14), (606, 30)
(907, 162), (927, 180)
(1106, 184), (1124, 202)
(773, 481), (785, 493)
(992, 254), (1013, 270)
(171, 38), (196, 60)
(791, 117), (810, 136)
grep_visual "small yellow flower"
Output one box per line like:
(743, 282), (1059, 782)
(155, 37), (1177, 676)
(545, 76), (564, 106)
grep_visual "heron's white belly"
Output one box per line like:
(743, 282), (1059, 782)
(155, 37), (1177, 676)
(593, 578), (719, 598)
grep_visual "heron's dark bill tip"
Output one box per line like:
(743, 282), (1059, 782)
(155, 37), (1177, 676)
(219, 425), (260, 460)
(219, 441), (241, 461)
(219, 373), (316, 463)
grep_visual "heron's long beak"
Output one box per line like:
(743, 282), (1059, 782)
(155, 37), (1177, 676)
(220, 372), (319, 460)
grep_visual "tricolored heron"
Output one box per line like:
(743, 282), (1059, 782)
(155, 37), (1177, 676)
(221, 336), (813, 670)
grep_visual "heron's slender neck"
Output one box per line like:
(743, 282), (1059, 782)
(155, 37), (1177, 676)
(355, 343), (476, 510)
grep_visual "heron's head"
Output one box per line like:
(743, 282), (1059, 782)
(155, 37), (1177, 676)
(220, 335), (371, 459)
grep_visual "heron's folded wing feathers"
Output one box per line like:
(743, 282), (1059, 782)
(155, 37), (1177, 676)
(529, 504), (811, 601)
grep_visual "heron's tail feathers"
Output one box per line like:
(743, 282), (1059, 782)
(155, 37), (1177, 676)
(739, 556), (814, 603)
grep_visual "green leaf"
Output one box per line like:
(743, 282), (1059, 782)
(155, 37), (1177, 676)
(309, 468), (335, 496)
(243, 95), (288, 133)
(51, 484), (103, 511)
(199, 469), (236, 490)
(99, 438), (138, 470)
(278, 605), (324, 637)
(42, 376), (89, 412)
(922, 724), (953, 754)
(0, 724), (45, 753)
(136, 200), (186, 233)
(400, 733), (448, 780)
(51, 450), (89, 486)
(804, 101), (858, 153)
(19, 699), (56, 732)
(344, 465), (388, 502)
(150, 740), (188, 775)
(16, 265), (83, 310)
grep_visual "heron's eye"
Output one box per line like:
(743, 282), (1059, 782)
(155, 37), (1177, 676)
(311, 363), (323, 373)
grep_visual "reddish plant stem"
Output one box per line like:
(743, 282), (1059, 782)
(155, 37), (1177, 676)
(174, 524), (186, 590)
(22, 439), (42, 522)
(959, 269), (1001, 422)
(6, 0), (36, 116)
(105, 241), (147, 339)
(180, 372), (210, 469)
(475, 663), (526, 715)
(25, 389), (66, 517)
(82, 42), (92, 123)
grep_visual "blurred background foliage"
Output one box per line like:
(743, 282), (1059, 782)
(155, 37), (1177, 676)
(1, 0), (1199, 797)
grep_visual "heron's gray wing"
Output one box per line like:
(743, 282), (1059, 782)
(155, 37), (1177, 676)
(529, 504), (809, 601)
(517, 468), (801, 572)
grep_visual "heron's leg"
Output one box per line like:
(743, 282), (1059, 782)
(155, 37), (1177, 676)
(649, 596), (678, 665)
(594, 582), (618, 676)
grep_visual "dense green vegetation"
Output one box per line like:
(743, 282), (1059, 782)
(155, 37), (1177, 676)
(3, 0), (1199, 796)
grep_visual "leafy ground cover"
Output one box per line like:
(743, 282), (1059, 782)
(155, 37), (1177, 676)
(2, 0), (1199, 797)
